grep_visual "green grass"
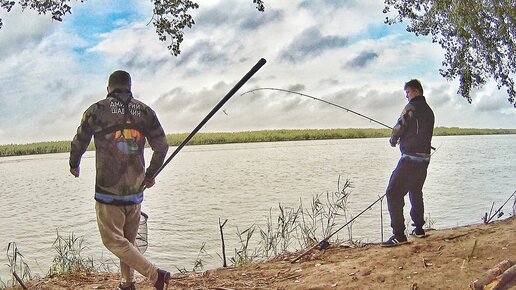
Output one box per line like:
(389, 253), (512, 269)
(49, 230), (95, 276)
(1, 127), (515, 157)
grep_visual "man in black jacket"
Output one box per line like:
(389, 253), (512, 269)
(382, 79), (435, 247)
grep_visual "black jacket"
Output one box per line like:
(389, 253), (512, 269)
(390, 96), (434, 155)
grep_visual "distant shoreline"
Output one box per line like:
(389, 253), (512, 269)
(1, 127), (515, 157)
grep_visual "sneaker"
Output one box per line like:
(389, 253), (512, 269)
(117, 282), (136, 290)
(411, 227), (426, 238)
(381, 235), (408, 247)
(154, 269), (171, 290)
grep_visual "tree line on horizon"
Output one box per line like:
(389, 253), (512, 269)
(1, 127), (515, 157)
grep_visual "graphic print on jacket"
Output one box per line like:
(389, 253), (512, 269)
(110, 99), (143, 155)
(114, 127), (141, 155)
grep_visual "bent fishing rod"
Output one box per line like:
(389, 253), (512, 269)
(291, 193), (386, 263)
(139, 58), (267, 192)
(240, 87), (436, 151)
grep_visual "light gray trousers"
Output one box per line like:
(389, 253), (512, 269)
(95, 202), (158, 284)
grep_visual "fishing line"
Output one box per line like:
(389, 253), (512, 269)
(240, 87), (436, 151)
(241, 87), (392, 128)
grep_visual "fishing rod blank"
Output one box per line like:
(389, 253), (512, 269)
(291, 193), (386, 263)
(140, 58), (267, 191)
(241, 87), (436, 150)
(242, 87), (392, 128)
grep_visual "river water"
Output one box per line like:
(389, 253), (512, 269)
(0, 135), (514, 282)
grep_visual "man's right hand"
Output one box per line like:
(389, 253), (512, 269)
(70, 167), (80, 178)
(145, 177), (155, 188)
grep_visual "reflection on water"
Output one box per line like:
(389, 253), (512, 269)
(0, 135), (514, 281)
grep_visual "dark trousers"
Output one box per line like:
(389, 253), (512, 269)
(386, 156), (429, 237)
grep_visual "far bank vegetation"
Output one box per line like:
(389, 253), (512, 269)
(1, 127), (515, 157)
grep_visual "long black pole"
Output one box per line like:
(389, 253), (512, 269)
(141, 58), (267, 191)
(241, 87), (435, 150)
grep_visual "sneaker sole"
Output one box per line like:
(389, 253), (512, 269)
(380, 240), (409, 247)
(411, 233), (427, 238)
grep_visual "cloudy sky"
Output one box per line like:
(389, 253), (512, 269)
(0, 0), (514, 145)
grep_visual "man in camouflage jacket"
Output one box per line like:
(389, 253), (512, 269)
(69, 70), (171, 290)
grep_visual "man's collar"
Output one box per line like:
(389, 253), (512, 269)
(107, 89), (133, 103)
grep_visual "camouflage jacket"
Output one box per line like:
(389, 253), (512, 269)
(69, 89), (169, 205)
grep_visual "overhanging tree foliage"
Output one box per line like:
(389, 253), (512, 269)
(384, 0), (515, 107)
(0, 0), (265, 56)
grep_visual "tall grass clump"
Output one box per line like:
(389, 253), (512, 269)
(49, 230), (95, 276)
(231, 226), (260, 266)
(175, 242), (212, 274)
(298, 178), (353, 249)
(230, 177), (354, 266)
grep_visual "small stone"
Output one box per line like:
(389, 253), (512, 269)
(362, 269), (372, 276)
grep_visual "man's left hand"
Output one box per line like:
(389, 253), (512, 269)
(70, 167), (80, 177)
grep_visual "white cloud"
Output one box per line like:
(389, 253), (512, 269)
(0, 6), (58, 54)
(0, 0), (514, 145)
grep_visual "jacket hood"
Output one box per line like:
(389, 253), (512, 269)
(107, 89), (133, 103)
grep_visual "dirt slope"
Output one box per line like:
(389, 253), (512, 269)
(8, 216), (516, 290)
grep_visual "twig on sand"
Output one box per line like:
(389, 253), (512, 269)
(13, 271), (27, 290)
(219, 218), (229, 267)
